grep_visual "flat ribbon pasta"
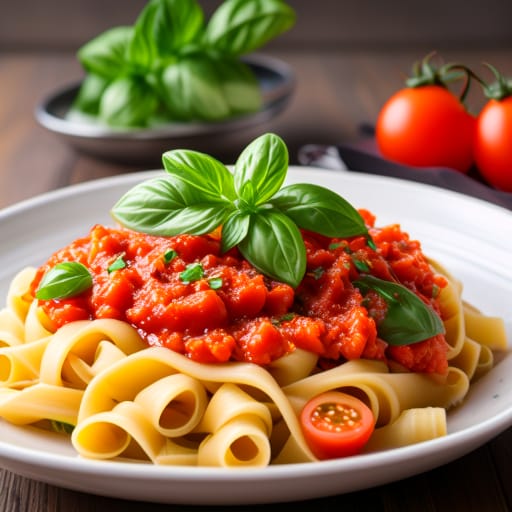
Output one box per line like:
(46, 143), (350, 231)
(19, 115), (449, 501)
(73, 346), (317, 464)
(0, 383), (83, 425)
(0, 261), (507, 467)
(39, 319), (146, 389)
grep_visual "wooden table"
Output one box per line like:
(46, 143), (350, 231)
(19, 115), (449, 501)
(0, 48), (511, 512)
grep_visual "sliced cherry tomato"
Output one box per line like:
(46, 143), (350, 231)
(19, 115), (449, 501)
(473, 65), (512, 192)
(375, 53), (475, 174)
(300, 391), (375, 460)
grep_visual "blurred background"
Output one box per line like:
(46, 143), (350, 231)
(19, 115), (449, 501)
(2, 0), (512, 51)
(1, 0), (512, 205)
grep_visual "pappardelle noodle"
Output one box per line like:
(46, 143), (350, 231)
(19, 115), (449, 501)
(0, 134), (507, 467)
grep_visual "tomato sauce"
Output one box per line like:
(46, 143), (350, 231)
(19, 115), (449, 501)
(30, 212), (449, 373)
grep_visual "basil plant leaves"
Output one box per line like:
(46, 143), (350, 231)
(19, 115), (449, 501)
(70, 0), (296, 127)
(111, 133), (370, 288)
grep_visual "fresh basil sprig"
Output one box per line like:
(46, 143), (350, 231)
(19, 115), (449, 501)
(354, 274), (445, 345)
(71, 0), (296, 127)
(111, 133), (371, 288)
(35, 262), (93, 300)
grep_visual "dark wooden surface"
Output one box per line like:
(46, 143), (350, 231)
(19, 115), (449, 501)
(1, 5), (512, 510)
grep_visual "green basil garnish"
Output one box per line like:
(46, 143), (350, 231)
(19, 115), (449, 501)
(352, 257), (370, 272)
(354, 274), (445, 346)
(180, 263), (204, 283)
(111, 133), (372, 288)
(208, 277), (223, 290)
(108, 254), (127, 273)
(164, 249), (178, 264)
(35, 262), (93, 300)
(50, 420), (75, 435)
(308, 267), (325, 280)
(272, 312), (295, 326)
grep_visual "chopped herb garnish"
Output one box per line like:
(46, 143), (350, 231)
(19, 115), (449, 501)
(164, 249), (178, 264)
(180, 263), (204, 284)
(108, 254), (126, 273)
(208, 277), (223, 290)
(272, 312), (295, 326)
(329, 241), (351, 253)
(309, 267), (325, 280)
(352, 257), (371, 272)
(366, 237), (377, 251)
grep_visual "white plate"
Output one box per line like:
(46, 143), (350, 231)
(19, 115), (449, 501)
(0, 167), (511, 505)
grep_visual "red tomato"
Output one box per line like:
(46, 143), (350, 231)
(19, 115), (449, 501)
(300, 391), (375, 459)
(376, 85), (475, 173)
(473, 96), (512, 192)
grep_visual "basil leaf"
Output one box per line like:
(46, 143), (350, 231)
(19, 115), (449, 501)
(111, 176), (232, 236)
(127, 1), (159, 71)
(71, 73), (110, 116)
(50, 420), (75, 434)
(237, 180), (258, 206)
(36, 262), (93, 300)
(354, 275), (445, 346)
(271, 183), (369, 238)
(221, 211), (251, 253)
(99, 76), (158, 127)
(238, 209), (306, 288)
(234, 133), (288, 205)
(215, 58), (262, 114)
(161, 203), (233, 235)
(77, 26), (133, 79)
(159, 55), (231, 121)
(162, 148), (236, 202)
(204, 0), (296, 56)
(129, 0), (204, 70)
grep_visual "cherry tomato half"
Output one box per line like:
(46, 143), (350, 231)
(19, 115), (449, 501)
(376, 85), (475, 173)
(300, 391), (375, 460)
(473, 96), (512, 192)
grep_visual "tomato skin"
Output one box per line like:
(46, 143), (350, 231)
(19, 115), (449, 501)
(300, 391), (375, 460)
(376, 85), (475, 173)
(473, 97), (512, 192)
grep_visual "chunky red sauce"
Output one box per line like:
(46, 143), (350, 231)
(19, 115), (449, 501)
(30, 210), (449, 373)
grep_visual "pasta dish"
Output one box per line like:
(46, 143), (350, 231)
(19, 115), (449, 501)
(0, 134), (507, 468)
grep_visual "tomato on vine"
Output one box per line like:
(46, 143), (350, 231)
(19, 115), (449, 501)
(375, 53), (475, 173)
(300, 391), (375, 460)
(473, 64), (512, 192)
